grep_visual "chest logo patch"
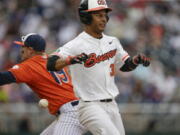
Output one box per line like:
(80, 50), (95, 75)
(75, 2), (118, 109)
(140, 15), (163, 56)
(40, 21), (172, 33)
(84, 49), (117, 67)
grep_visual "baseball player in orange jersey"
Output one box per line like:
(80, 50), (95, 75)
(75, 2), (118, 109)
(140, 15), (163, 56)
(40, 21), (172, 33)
(0, 33), (88, 135)
(47, 0), (150, 135)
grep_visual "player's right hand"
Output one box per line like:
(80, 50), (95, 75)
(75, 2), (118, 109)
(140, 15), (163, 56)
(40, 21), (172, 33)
(132, 54), (150, 67)
(66, 53), (89, 65)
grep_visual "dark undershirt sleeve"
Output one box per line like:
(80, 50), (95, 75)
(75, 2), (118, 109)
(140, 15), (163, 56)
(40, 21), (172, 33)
(0, 71), (16, 85)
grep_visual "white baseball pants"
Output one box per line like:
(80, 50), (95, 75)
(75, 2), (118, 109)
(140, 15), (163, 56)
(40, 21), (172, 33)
(40, 100), (86, 135)
(78, 100), (125, 135)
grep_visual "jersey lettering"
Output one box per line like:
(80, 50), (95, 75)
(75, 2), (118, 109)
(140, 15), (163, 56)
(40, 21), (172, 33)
(84, 49), (117, 68)
(110, 64), (115, 76)
(50, 69), (69, 85)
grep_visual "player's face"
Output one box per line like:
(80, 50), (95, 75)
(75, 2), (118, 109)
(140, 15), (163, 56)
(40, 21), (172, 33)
(20, 46), (34, 61)
(91, 10), (108, 33)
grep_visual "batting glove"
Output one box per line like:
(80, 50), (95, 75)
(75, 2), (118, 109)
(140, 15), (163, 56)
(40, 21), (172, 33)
(66, 53), (89, 65)
(132, 54), (150, 67)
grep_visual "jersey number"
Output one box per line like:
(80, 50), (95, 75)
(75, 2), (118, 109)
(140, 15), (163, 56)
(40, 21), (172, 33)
(110, 64), (115, 76)
(50, 69), (69, 85)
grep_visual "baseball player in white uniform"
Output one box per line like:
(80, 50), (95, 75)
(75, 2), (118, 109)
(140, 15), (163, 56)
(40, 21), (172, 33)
(47, 0), (150, 135)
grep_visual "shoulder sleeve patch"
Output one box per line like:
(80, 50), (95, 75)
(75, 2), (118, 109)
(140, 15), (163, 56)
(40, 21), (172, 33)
(12, 65), (20, 69)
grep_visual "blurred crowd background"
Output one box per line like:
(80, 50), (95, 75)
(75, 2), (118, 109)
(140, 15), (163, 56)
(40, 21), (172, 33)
(0, 0), (179, 104)
(0, 0), (180, 134)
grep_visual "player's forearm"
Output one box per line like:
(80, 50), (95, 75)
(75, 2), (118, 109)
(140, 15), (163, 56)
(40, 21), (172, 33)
(47, 53), (89, 71)
(120, 54), (150, 72)
(0, 71), (16, 85)
(47, 55), (67, 71)
(55, 58), (69, 70)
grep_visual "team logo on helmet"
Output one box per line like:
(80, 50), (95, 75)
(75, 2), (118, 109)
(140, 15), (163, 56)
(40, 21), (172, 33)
(97, 0), (107, 5)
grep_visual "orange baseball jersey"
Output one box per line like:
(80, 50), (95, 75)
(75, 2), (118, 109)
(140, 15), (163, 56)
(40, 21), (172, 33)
(9, 55), (78, 115)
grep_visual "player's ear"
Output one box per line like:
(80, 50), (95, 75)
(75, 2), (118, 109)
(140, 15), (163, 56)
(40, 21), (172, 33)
(28, 47), (35, 54)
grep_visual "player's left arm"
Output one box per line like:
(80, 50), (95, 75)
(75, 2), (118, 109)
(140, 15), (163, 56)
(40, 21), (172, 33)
(120, 54), (150, 72)
(114, 38), (150, 72)
(0, 71), (16, 85)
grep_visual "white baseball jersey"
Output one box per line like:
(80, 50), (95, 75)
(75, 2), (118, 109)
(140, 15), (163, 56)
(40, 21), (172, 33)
(57, 31), (129, 101)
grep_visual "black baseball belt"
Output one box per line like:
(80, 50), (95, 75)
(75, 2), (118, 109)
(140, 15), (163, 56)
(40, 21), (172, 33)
(84, 99), (113, 102)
